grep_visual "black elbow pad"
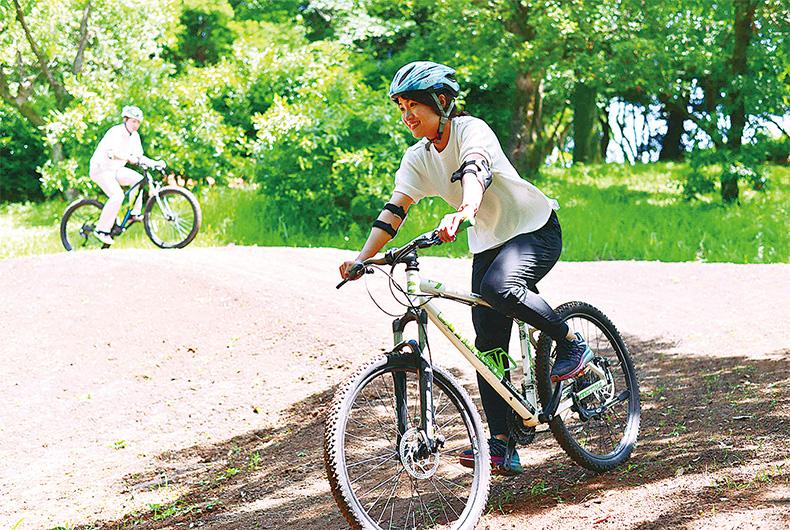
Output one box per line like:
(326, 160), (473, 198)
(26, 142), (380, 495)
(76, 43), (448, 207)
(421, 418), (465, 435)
(450, 158), (493, 190)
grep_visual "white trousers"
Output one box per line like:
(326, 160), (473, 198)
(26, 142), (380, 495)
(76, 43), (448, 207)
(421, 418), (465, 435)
(91, 167), (144, 232)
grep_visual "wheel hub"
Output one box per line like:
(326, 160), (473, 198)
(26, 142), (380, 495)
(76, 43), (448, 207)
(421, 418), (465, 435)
(399, 428), (440, 479)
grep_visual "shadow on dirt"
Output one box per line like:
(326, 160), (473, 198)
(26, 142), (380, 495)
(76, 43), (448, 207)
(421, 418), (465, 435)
(77, 335), (788, 530)
(487, 335), (789, 528)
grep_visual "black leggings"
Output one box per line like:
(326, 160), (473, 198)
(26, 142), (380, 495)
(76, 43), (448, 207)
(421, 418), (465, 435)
(471, 210), (568, 436)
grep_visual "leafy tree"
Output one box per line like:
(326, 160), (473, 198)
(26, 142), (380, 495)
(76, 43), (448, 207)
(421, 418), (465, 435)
(167, 0), (236, 67)
(251, 39), (409, 230)
(0, 0), (180, 195)
(618, 0), (788, 201)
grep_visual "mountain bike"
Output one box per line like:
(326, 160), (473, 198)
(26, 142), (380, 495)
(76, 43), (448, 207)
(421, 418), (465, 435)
(60, 161), (201, 251)
(325, 223), (641, 529)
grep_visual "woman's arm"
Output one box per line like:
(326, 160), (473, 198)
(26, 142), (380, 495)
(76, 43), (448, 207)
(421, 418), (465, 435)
(339, 191), (415, 279)
(436, 160), (488, 242)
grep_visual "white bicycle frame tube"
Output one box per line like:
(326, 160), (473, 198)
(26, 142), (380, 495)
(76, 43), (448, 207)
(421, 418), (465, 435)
(406, 272), (555, 426)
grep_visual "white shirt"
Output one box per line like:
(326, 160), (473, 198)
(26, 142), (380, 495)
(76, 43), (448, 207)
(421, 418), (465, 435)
(89, 123), (146, 174)
(394, 116), (558, 253)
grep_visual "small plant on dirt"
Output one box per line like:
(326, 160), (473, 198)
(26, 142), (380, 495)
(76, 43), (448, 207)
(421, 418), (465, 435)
(732, 364), (756, 376)
(490, 488), (516, 515)
(148, 501), (187, 521)
(703, 374), (721, 393)
(669, 422), (687, 437)
(644, 384), (666, 399)
(217, 467), (240, 481)
(714, 474), (751, 492)
(112, 440), (127, 450)
(529, 480), (549, 496)
(248, 450), (262, 470)
(206, 498), (223, 510)
(621, 462), (644, 476)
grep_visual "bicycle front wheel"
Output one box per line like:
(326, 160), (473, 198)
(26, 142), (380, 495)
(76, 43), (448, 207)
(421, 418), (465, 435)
(324, 354), (490, 530)
(60, 199), (107, 251)
(143, 187), (201, 249)
(535, 301), (641, 472)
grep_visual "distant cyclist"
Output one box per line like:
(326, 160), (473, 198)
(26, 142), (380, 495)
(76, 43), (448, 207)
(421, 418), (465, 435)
(338, 61), (593, 475)
(89, 105), (165, 245)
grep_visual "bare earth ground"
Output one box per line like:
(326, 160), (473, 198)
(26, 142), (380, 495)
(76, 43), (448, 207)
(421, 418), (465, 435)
(0, 246), (787, 530)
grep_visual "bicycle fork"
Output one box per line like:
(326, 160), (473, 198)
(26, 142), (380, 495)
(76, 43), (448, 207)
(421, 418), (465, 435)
(391, 309), (442, 456)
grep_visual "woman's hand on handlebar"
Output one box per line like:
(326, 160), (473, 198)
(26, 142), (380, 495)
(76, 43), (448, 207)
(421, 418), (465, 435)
(436, 205), (475, 243)
(339, 260), (365, 281)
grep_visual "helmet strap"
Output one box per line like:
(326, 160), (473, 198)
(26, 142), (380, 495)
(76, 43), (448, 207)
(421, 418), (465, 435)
(427, 92), (455, 148)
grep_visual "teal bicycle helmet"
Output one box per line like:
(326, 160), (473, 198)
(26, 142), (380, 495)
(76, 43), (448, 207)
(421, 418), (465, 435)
(388, 61), (460, 100)
(389, 61), (460, 145)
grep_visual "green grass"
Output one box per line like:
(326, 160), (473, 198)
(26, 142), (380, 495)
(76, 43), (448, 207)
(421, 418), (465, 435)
(1, 162), (788, 262)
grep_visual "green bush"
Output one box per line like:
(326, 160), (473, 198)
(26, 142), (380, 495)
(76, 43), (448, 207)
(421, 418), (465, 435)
(683, 145), (768, 200)
(252, 41), (409, 231)
(0, 107), (46, 202)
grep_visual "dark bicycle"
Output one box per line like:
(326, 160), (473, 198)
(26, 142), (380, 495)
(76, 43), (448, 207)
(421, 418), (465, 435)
(60, 161), (201, 251)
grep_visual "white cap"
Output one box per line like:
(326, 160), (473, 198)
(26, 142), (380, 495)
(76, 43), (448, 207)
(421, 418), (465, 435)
(122, 105), (144, 121)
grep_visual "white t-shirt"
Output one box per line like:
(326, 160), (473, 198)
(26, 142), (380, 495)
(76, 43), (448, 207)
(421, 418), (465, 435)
(89, 124), (146, 174)
(394, 116), (558, 254)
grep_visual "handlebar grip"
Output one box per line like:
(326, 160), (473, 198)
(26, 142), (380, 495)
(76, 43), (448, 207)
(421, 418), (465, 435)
(458, 218), (475, 232)
(336, 262), (366, 289)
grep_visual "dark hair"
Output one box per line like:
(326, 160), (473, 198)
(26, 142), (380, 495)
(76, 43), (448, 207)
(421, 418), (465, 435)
(393, 89), (470, 118)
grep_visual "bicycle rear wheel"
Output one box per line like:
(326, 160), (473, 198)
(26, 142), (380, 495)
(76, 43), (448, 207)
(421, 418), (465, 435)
(324, 354), (490, 530)
(143, 186), (201, 249)
(60, 199), (107, 251)
(535, 301), (640, 472)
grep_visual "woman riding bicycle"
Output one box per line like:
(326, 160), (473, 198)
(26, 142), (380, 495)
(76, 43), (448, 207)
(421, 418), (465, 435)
(339, 61), (593, 475)
(89, 105), (165, 245)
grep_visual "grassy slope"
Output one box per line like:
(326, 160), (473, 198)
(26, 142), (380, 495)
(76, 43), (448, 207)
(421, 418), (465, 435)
(1, 163), (787, 263)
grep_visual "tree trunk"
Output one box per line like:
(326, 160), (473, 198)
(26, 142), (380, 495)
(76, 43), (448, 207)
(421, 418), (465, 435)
(572, 81), (598, 163)
(659, 100), (686, 161)
(599, 108), (611, 160)
(722, 0), (756, 203)
(721, 174), (740, 204)
(51, 141), (78, 199)
(728, 0), (756, 153)
(509, 71), (546, 176)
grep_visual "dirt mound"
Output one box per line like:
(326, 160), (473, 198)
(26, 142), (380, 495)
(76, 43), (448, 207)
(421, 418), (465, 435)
(1, 247), (787, 529)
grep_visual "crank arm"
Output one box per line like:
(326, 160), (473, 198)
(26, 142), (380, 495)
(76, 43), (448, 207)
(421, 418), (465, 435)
(575, 389), (630, 421)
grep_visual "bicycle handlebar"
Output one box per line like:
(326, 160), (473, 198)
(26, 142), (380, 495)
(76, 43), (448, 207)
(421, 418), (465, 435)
(138, 160), (167, 172)
(336, 218), (474, 289)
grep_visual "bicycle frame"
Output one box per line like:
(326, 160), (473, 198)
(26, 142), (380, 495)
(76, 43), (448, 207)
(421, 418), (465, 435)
(113, 169), (166, 233)
(393, 262), (586, 432)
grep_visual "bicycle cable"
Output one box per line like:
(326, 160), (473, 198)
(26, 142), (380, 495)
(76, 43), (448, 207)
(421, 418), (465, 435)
(365, 263), (437, 366)
(362, 264), (436, 317)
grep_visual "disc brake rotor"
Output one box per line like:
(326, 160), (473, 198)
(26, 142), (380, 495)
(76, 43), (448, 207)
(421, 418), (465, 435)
(399, 427), (440, 479)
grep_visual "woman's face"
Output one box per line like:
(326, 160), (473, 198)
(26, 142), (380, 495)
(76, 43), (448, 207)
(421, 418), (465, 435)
(396, 96), (440, 139)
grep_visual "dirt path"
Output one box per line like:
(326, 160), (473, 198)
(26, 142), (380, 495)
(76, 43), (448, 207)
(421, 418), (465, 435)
(1, 247), (787, 529)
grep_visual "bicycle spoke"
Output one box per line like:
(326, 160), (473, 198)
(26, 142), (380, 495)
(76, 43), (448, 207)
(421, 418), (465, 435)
(374, 468), (404, 526)
(350, 453), (400, 486)
(431, 474), (463, 518)
(358, 467), (404, 501)
(347, 451), (398, 469)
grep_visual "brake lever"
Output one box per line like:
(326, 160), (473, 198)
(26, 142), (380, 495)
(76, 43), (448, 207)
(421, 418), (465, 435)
(336, 264), (372, 289)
